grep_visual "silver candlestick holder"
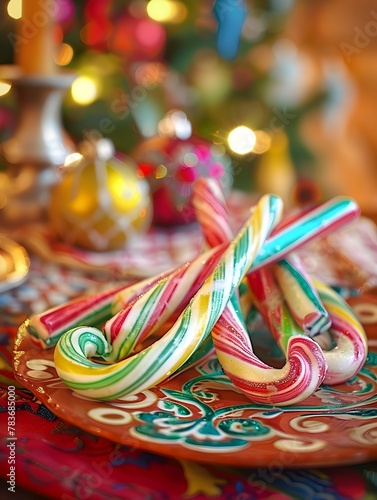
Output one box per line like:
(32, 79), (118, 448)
(0, 66), (76, 227)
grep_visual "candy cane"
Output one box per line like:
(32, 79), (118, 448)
(108, 194), (359, 362)
(252, 196), (359, 271)
(28, 245), (227, 351)
(214, 296), (326, 405)
(103, 244), (226, 362)
(193, 178), (327, 405)
(194, 180), (332, 339)
(247, 268), (315, 353)
(196, 180), (366, 396)
(113, 196), (359, 308)
(28, 195), (359, 348)
(54, 193), (282, 400)
(247, 268), (368, 386)
(28, 285), (134, 348)
(274, 254), (331, 336)
(312, 280), (368, 385)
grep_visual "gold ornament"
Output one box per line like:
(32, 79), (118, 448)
(49, 140), (152, 251)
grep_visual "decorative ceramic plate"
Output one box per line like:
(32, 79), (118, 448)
(13, 294), (377, 469)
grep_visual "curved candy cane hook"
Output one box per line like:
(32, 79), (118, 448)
(53, 193), (282, 400)
(193, 178), (327, 406)
(27, 195), (360, 348)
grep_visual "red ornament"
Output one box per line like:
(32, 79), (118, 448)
(133, 133), (233, 226)
(110, 12), (166, 62)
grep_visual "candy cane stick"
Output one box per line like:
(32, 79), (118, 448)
(247, 268), (309, 353)
(252, 196), (359, 271)
(247, 268), (368, 386)
(27, 270), (174, 348)
(103, 244), (225, 362)
(214, 296), (326, 405)
(312, 280), (368, 385)
(28, 195), (359, 348)
(274, 254), (332, 336)
(196, 180), (365, 388)
(53, 193), (282, 400)
(27, 284), (140, 348)
(194, 181), (332, 338)
(193, 178), (327, 405)
(104, 182), (273, 362)
(108, 194), (359, 360)
(29, 242), (227, 351)
(114, 196), (359, 309)
(273, 253), (333, 350)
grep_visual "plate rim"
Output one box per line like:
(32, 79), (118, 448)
(13, 322), (377, 469)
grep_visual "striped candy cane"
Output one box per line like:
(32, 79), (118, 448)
(27, 195), (360, 348)
(53, 193), (282, 400)
(274, 254), (331, 336)
(247, 268), (368, 386)
(103, 245), (225, 362)
(313, 280), (368, 385)
(193, 178), (328, 406)
(214, 296), (327, 405)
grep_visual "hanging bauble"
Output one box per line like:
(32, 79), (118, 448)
(133, 111), (233, 226)
(48, 139), (152, 252)
(109, 8), (166, 62)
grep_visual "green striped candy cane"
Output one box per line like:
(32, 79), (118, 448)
(54, 193), (283, 400)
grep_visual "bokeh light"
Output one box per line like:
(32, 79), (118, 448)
(135, 19), (165, 48)
(155, 164), (168, 179)
(55, 43), (74, 66)
(158, 110), (192, 140)
(134, 63), (165, 87)
(71, 76), (99, 105)
(183, 152), (199, 167)
(7, 0), (21, 19)
(63, 152), (84, 168)
(147, 0), (187, 24)
(56, 0), (75, 23)
(252, 130), (272, 154)
(0, 82), (12, 97)
(228, 126), (256, 155)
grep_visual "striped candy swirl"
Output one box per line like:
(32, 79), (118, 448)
(213, 297), (327, 406)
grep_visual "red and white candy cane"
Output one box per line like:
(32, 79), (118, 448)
(102, 244), (226, 362)
(312, 280), (368, 385)
(53, 193), (282, 400)
(247, 261), (368, 386)
(101, 189), (283, 363)
(27, 193), (360, 349)
(193, 178), (327, 406)
(196, 178), (367, 389)
(27, 272), (172, 348)
(274, 253), (332, 336)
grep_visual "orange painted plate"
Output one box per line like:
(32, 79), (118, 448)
(14, 296), (377, 469)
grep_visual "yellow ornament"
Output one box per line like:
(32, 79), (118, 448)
(49, 140), (152, 251)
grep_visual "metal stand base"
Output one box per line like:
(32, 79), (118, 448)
(0, 66), (76, 226)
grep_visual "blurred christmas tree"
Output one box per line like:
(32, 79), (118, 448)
(0, 0), (328, 204)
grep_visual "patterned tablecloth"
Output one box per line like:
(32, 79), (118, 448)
(1, 217), (377, 499)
